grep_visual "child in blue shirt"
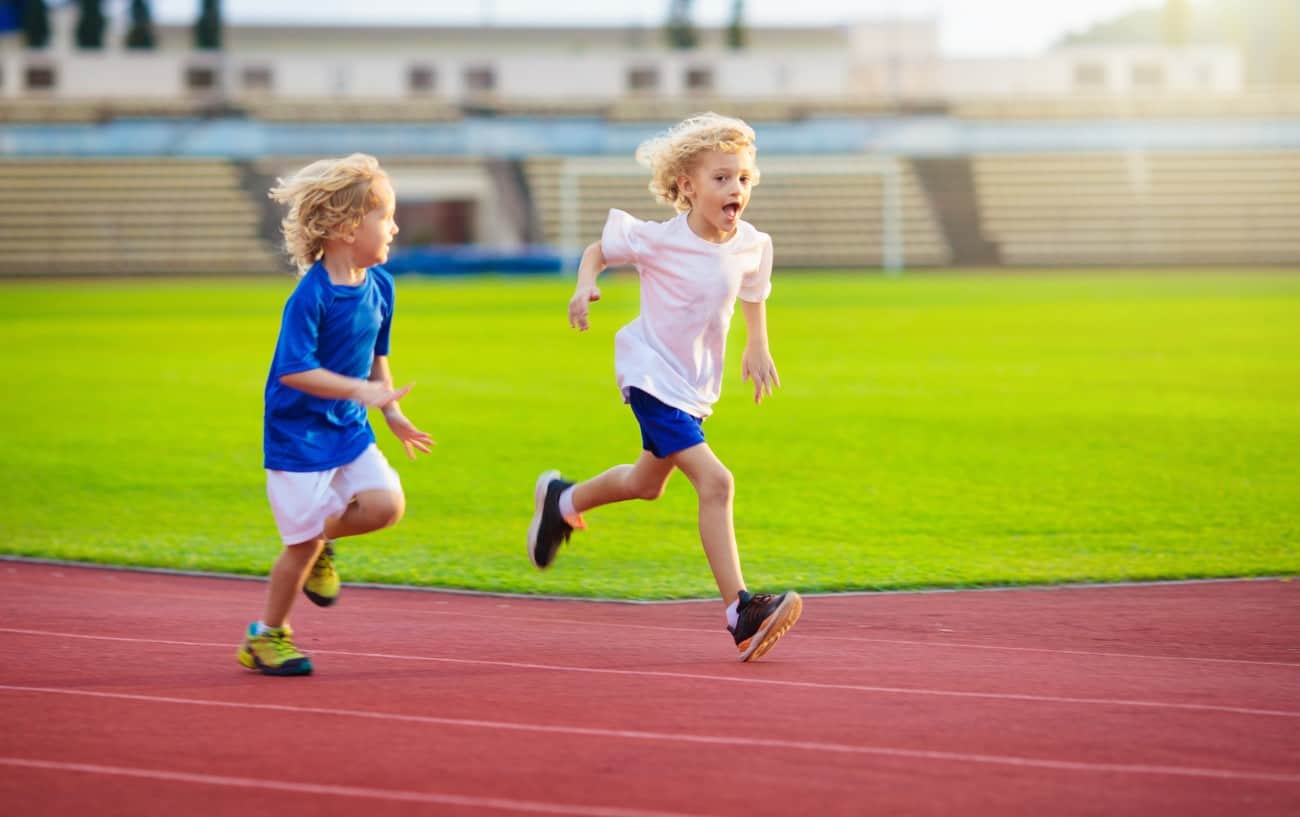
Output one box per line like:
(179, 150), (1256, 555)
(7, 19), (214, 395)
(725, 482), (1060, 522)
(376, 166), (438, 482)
(527, 114), (801, 662)
(239, 153), (433, 676)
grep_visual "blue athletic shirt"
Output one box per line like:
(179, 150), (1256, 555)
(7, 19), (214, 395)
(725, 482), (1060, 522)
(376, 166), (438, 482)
(263, 261), (395, 472)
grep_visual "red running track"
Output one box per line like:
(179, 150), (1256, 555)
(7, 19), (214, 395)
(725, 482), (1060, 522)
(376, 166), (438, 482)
(0, 560), (1297, 817)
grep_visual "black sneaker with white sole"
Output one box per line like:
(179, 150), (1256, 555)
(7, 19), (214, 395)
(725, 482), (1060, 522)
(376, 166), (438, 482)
(527, 470), (583, 569)
(729, 590), (802, 662)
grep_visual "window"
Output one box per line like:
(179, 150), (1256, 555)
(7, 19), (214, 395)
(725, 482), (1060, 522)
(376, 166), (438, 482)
(1131, 63), (1164, 90)
(25, 66), (57, 91)
(685, 67), (713, 92)
(409, 65), (437, 94)
(186, 66), (218, 92)
(1073, 63), (1106, 90)
(627, 67), (658, 93)
(464, 66), (495, 93)
(241, 66), (273, 92)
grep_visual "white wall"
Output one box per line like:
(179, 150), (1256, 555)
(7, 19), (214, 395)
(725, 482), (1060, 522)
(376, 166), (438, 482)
(941, 47), (1242, 97)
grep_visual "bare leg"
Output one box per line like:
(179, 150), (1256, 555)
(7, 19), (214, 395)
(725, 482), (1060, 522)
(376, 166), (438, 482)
(262, 538), (324, 628)
(571, 450), (676, 513)
(323, 489), (405, 539)
(667, 443), (745, 605)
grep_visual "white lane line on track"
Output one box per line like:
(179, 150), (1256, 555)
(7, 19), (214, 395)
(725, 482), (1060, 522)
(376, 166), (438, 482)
(0, 756), (718, 817)
(358, 605), (1300, 669)
(1, 628), (1296, 719)
(3, 565), (1296, 669)
(2, 687), (1298, 785)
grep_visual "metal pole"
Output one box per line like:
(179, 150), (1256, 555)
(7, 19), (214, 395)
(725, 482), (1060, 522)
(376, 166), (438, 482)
(882, 158), (904, 275)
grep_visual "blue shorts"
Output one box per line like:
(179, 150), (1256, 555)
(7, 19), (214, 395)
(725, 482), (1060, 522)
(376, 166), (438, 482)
(627, 387), (706, 458)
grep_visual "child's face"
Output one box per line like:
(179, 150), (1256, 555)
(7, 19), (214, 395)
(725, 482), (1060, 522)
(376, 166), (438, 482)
(349, 179), (399, 268)
(680, 148), (756, 241)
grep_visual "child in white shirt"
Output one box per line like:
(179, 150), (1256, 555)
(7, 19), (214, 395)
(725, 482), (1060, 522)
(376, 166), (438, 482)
(527, 113), (801, 662)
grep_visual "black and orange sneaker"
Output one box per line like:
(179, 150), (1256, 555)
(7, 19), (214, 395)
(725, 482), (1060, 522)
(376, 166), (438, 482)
(527, 469), (585, 569)
(729, 590), (802, 662)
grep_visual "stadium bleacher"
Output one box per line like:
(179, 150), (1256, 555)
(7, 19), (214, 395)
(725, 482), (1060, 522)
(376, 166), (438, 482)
(523, 156), (952, 268)
(971, 151), (1300, 266)
(0, 159), (282, 276)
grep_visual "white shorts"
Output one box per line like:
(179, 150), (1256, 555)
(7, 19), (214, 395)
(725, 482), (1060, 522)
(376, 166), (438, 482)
(266, 444), (402, 545)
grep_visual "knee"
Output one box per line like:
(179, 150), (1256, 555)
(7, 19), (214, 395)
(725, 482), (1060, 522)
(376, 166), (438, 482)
(365, 492), (405, 529)
(632, 478), (667, 502)
(695, 467), (734, 504)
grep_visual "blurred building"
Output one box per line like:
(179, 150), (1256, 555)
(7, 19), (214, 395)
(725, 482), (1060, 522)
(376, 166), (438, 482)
(0, 10), (1242, 103)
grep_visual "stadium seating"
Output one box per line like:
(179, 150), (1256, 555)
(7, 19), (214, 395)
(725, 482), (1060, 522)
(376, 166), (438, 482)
(0, 159), (283, 276)
(972, 151), (1300, 265)
(523, 156), (952, 268)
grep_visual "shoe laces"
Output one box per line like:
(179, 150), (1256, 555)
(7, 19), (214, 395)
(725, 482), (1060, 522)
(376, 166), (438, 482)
(258, 629), (301, 659)
(311, 548), (335, 576)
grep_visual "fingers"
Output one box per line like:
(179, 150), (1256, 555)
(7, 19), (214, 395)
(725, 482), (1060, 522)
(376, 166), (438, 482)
(569, 304), (590, 331)
(749, 369), (779, 404)
(390, 382), (414, 402)
(401, 432), (436, 459)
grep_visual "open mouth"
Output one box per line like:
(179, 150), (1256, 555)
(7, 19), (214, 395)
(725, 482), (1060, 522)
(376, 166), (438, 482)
(723, 203), (740, 219)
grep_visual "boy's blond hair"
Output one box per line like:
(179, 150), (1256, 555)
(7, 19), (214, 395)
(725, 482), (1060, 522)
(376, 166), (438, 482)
(268, 153), (390, 272)
(635, 112), (760, 212)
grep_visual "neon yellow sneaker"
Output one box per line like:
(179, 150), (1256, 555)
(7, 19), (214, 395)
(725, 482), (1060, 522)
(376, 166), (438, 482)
(303, 542), (339, 607)
(237, 623), (313, 676)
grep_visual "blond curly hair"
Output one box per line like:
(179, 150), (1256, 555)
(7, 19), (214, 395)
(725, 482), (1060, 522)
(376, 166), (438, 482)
(268, 153), (391, 273)
(635, 112), (760, 212)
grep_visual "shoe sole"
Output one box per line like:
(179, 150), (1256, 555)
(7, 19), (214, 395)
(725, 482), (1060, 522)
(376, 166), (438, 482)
(303, 588), (338, 607)
(738, 592), (803, 662)
(237, 646), (313, 676)
(527, 469), (560, 569)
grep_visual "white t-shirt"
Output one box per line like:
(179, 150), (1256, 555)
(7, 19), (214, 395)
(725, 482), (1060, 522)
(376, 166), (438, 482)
(601, 208), (773, 419)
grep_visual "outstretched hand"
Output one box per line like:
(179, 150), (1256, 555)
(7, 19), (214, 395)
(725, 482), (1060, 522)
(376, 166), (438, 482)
(568, 285), (601, 331)
(741, 348), (781, 404)
(383, 409), (436, 460)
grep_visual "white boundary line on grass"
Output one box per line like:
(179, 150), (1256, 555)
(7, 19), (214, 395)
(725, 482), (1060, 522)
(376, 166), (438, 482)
(2, 687), (1298, 785)
(1, 629), (1296, 719)
(0, 756), (718, 817)
(1, 554), (1293, 604)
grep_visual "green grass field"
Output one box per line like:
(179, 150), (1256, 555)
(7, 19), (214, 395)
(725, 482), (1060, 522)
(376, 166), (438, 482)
(2, 271), (1297, 599)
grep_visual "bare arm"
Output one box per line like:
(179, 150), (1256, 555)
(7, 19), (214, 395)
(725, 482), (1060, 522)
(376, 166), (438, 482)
(278, 366), (410, 408)
(568, 241), (606, 331)
(739, 299), (780, 404)
(279, 358), (434, 458)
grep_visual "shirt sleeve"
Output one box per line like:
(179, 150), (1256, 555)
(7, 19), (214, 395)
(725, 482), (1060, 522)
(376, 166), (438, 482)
(374, 271), (394, 357)
(600, 208), (644, 268)
(271, 283), (325, 377)
(739, 234), (774, 303)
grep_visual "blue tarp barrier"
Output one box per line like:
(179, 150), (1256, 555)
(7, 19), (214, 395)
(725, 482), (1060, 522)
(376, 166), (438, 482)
(384, 245), (566, 276)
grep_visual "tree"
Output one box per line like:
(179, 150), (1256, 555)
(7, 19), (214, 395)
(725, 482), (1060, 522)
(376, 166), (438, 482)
(665, 0), (697, 50)
(126, 0), (155, 49)
(20, 0), (49, 48)
(195, 0), (221, 50)
(1162, 0), (1191, 46)
(727, 0), (746, 49)
(74, 0), (105, 49)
